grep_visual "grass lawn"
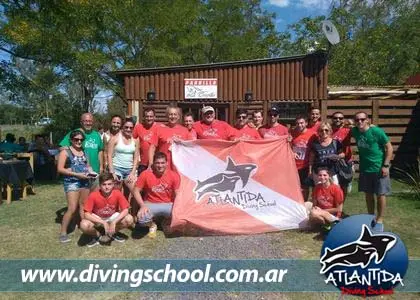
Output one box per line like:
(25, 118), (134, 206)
(0, 179), (419, 299)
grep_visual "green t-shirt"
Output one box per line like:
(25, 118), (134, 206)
(352, 126), (390, 173)
(59, 129), (104, 173)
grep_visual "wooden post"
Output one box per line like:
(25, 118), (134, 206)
(320, 99), (328, 121)
(372, 99), (379, 124)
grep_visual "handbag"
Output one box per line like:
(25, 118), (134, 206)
(335, 159), (353, 183)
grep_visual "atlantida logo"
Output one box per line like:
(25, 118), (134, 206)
(193, 156), (257, 201)
(320, 214), (408, 297)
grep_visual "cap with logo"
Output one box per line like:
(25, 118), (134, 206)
(202, 106), (215, 114)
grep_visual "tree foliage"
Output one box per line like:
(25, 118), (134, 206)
(0, 0), (280, 116)
(281, 0), (420, 85)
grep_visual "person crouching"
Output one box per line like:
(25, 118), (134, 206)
(132, 151), (180, 238)
(80, 172), (134, 247)
(306, 167), (344, 230)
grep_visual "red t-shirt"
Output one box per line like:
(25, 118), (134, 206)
(307, 120), (321, 133)
(234, 125), (261, 140)
(193, 120), (236, 140)
(187, 128), (197, 140)
(133, 122), (159, 167)
(84, 189), (130, 218)
(151, 124), (190, 169)
(136, 169), (180, 203)
(258, 124), (289, 139)
(312, 184), (344, 212)
(292, 129), (316, 169)
(332, 127), (352, 161)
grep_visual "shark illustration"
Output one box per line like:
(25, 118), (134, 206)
(196, 175), (241, 201)
(320, 225), (397, 274)
(194, 157), (257, 201)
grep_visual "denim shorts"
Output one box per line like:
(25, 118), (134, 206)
(137, 202), (173, 224)
(114, 166), (133, 181)
(63, 179), (90, 193)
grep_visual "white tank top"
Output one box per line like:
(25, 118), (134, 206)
(112, 133), (136, 169)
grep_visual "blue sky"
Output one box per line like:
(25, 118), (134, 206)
(262, 0), (332, 32)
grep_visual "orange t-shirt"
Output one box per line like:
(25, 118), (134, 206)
(234, 125), (261, 140)
(133, 122), (159, 167)
(136, 169), (180, 203)
(258, 124), (289, 139)
(193, 120), (236, 140)
(84, 189), (130, 218)
(150, 124), (190, 169)
(292, 129), (316, 169)
(312, 184), (343, 212)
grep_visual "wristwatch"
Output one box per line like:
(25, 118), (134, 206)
(383, 164), (390, 168)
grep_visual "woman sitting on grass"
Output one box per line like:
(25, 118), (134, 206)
(306, 167), (344, 229)
(57, 130), (93, 243)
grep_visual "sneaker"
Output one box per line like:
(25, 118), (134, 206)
(372, 222), (384, 232)
(147, 224), (157, 239)
(111, 234), (126, 243)
(59, 234), (71, 243)
(87, 237), (100, 248)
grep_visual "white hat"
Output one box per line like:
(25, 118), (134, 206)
(201, 106), (215, 114)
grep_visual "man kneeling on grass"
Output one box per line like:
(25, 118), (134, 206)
(132, 151), (180, 238)
(80, 173), (134, 247)
(305, 167), (344, 231)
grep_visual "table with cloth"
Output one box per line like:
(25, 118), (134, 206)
(0, 160), (34, 204)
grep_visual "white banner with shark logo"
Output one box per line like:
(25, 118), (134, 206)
(171, 138), (309, 234)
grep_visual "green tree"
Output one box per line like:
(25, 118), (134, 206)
(282, 0), (420, 85)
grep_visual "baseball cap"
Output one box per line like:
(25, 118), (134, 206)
(269, 106), (280, 115)
(202, 106), (215, 114)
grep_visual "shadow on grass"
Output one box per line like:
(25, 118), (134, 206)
(55, 207), (80, 234)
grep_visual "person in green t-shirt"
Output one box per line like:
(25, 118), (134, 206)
(351, 112), (393, 232)
(59, 113), (104, 175)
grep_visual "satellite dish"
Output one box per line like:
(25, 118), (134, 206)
(321, 20), (340, 45)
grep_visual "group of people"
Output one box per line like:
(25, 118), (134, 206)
(56, 105), (392, 246)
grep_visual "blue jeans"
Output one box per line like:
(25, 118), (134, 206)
(137, 202), (173, 224)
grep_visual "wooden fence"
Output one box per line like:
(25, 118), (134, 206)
(320, 97), (420, 171)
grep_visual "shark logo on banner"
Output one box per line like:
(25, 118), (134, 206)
(171, 138), (308, 234)
(194, 157), (257, 201)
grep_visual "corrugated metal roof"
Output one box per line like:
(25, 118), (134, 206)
(114, 52), (325, 76)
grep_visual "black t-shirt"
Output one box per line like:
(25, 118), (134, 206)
(311, 139), (343, 174)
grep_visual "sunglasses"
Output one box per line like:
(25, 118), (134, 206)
(355, 118), (367, 122)
(269, 113), (279, 117)
(124, 126), (133, 129)
(319, 129), (330, 133)
(237, 115), (248, 120)
(72, 138), (84, 142)
(333, 117), (344, 120)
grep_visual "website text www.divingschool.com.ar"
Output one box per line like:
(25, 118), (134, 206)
(20, 263), (289, 288)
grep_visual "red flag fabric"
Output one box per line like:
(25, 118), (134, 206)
(171, 137), (309, 234)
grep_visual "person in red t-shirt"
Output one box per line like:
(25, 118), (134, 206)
(291, 116), (316, 201)
(306, 168), (344, 227)
(233, 108), (261, 140)
(133, 151), (180, 238)
(149, 106), (190, 170)
(183, 112), (197, 140)
(307, 108), (321, 132)
(133, 108), (159, 175)
(258, 106), (289, 139)
(193, 106), (236, 140)
(80, 173), (134, 247)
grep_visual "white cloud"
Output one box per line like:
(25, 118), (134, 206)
(268, 0), (290, 8)
(298, 0), (332, 11)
